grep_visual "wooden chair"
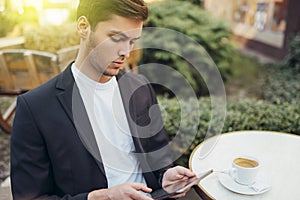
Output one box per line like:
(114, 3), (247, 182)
(0, 49), (59, 134)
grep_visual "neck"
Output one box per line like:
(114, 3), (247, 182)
(75, 46), (111, 83)
(74, 61), (113, 83)
(98, 75), (113, 83)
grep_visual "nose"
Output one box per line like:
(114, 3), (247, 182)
(118, 43), (131, 59)
(118, 49), (130, 59)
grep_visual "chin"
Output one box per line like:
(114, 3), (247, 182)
(103, 69), (119, 77)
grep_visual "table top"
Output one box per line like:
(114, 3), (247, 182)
(189, 131), (300, 200)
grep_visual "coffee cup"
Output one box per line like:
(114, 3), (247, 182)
(230, 156), (260, 185)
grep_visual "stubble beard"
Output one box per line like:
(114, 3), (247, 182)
(87, 32), (116, 78)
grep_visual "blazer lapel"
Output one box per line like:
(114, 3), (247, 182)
(56, 63), (106, 176)
(117, 72), (144, 152)
(116, 72), (156, 173)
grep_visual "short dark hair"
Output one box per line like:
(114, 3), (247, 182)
(77, 0), (148, 29)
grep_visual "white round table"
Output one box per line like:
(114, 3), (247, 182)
(189, 131), (300, 200)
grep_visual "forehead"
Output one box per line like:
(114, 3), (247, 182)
(94, 14), (144, 37)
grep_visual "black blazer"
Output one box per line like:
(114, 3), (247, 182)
(11, 63), (173, 200)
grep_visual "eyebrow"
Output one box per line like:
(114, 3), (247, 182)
(108, 30), (141, 40)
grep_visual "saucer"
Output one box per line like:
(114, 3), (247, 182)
(218, 171), (271, 195)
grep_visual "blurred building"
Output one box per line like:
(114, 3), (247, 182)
(204, 0), (300, 60)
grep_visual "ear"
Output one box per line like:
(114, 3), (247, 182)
(77, 16), (90, 38)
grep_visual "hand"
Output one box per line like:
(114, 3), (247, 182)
(88, 182), (153, 200)
(162, 166), (196, 199)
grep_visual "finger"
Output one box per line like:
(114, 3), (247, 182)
(165, 169), (195, 184)
(164, 176), (189, 187)
(166, 166), (195, 181)
(130, 183), (152, 193)
(130, 191), (153, 200)
(175, 174), (190, 179)
(174, 166), (196, 177)
(170, 192), (187, 199)
(165, 172), (188, 183)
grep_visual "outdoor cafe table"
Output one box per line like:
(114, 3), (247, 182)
(189, 131), (300, 200)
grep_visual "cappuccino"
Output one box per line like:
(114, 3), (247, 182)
(234, 158), (259, 168)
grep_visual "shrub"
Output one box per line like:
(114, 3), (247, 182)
(0, 6), (39, 37)
(260, 34), (300, 105)
(224, 99), (300, 134)
(23, 23), (79, 53)
(141, 0), (237, 96)
(158, 97), (300, 166)
(285, 34), (300, 71)
(260, 64), (300, 104)
(177, 0), (203, 6)
(0, 11), (19, 37)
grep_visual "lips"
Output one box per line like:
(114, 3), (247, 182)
(112, 61), (124, 68)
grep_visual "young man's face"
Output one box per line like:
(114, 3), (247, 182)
(82, 15), (143, 82)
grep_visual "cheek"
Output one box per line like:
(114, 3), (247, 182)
(101, 41), (119, 56)
(88, 40), (119, 68)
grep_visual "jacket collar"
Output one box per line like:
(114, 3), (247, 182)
(55, 62), (106, 176)
(55, 63), (148, 175)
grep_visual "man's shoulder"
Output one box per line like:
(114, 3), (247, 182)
(22, 64), (73, 100)
(20, 73), (61, 102)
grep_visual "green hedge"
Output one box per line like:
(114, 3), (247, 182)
(260, 34), (300, 105)
(260, 64), (300, 105)
(285, 34), (300, 71)
(158, 97), (300, 166)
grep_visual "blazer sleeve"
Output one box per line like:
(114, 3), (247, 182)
(10, 96), (88, 200)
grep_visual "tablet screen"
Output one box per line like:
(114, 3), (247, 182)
(151, 176), (199, 199)
(151, 169), (213, 200)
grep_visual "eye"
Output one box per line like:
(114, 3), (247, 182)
(130, 38), (139, 46)
(111, 35), (123, 42)
(129, 40), (136, 46)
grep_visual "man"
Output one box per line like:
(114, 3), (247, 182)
(10, 0), (195, 199)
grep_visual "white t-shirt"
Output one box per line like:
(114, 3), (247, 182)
(71, 64), (147, 188)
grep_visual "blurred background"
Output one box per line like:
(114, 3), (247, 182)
(0, 0), (299, 191)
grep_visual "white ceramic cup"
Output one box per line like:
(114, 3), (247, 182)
(230, 156), (260, 185)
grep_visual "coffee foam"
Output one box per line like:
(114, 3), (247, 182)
(234, 157), (259, 168)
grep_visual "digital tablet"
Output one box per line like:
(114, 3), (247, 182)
(151, 169), (213, 200)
